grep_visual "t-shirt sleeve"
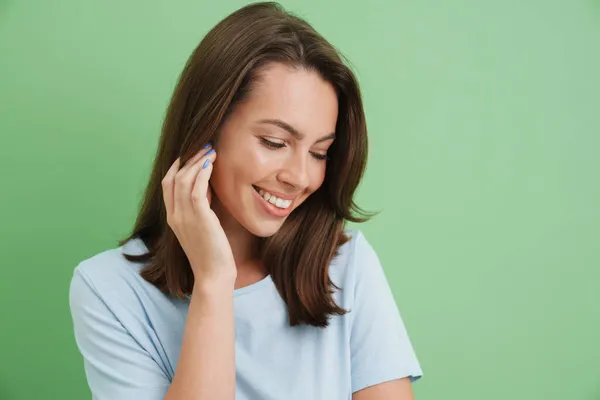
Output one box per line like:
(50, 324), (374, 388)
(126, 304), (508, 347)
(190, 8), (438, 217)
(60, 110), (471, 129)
(69, 267), (170, 400)
(349, 232), (423, 393)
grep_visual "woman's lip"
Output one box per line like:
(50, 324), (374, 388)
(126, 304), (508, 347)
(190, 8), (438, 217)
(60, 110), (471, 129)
(252, 185), (297, 201)
(252, 187), (293, 218)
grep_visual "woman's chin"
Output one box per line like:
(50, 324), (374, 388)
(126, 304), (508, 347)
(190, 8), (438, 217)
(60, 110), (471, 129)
(244, 217), (286, 238)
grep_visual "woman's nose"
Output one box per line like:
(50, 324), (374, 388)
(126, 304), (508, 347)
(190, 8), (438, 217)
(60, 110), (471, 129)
(278, 152), (310, 190)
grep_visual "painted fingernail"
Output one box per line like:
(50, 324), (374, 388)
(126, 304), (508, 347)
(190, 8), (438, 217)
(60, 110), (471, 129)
(206, 148), (215, 156)
(202, 159), (211, 169)
(202, 142), (211, 149)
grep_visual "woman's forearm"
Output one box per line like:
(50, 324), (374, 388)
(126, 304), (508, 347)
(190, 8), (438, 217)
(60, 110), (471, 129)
(165, 279), (236, 400)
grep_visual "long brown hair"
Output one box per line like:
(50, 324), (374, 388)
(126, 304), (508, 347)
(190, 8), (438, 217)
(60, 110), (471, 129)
(119, 1), (373, 327)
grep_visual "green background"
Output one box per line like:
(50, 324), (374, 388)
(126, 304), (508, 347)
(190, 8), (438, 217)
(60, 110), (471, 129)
(1, 1), (599, 399)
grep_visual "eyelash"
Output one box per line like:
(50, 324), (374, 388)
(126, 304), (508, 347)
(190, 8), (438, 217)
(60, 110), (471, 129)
(260, 138), (329, 161)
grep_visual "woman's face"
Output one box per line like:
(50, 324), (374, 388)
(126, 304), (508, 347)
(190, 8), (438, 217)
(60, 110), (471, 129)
(210, 62), (339, 237)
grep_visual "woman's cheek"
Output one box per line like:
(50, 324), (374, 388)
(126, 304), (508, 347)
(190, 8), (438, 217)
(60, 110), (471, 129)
(308, 165), (327, 193)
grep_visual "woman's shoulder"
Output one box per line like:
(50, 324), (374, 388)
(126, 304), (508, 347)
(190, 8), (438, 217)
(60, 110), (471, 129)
(73, 237), (148, 283)
(329, 228), (376, 283)
(334, 228), (374, 262)
(69, 237), (158, 310)
(68, 238), (182, 366)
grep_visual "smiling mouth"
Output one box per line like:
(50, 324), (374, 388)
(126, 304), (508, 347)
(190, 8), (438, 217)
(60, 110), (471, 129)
(252, 185), (293, 209)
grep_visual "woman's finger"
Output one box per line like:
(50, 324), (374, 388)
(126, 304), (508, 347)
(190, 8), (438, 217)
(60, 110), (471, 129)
(207, 183), (213, 207)
(191, 150), (217, 211)
(161, 157), (181, 217)
(179, 143), (212, 173)
(175, 148), (217, 218)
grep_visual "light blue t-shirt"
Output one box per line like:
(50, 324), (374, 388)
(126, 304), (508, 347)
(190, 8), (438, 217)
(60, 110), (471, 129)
(69, 229), (423, 400)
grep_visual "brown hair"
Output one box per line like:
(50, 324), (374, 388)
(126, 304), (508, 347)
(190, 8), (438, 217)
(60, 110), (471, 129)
(119, 1), (373, 327)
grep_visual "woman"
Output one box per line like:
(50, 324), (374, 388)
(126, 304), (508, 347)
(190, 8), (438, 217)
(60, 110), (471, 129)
(69, 2), (423, 399)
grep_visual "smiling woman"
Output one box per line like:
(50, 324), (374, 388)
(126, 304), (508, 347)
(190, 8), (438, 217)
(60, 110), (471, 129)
(210, 63), (339, 236)
(68, 2), (423, 400)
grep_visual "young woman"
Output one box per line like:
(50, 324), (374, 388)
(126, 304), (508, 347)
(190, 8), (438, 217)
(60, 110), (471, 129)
(69, 2), (423, 399)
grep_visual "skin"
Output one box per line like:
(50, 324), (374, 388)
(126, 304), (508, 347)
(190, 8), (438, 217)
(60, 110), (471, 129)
(164, 62), (414, 399)
(210, 62), (338, 279)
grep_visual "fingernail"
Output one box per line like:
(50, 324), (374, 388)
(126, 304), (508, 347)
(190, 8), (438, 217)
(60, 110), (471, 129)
(202, 159), (211, 169)
(206, 148), (215, 156)
(202, 142), (211, 149)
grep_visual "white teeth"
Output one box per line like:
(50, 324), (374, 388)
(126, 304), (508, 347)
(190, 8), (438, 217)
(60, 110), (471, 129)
(255, 187), (292, 209)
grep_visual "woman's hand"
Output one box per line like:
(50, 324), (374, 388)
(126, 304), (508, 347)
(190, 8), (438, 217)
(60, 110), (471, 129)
(161, 143), (237, 286)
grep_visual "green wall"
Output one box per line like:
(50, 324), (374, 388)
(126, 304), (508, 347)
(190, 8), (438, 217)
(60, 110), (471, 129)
(1, 1), (599, 399)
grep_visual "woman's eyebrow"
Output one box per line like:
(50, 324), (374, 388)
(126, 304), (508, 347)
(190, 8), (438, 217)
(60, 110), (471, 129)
(257, 118), (335, 143)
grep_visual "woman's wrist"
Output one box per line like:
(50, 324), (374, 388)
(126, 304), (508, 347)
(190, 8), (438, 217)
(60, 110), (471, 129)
(192, 273), (237, 298)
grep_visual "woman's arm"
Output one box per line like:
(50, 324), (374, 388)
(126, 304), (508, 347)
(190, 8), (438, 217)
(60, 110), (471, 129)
(352, 377), (414, 400)
(165, 278), (236, 400)
(162, 145), (238, 399)
(69, 267), (172, 400)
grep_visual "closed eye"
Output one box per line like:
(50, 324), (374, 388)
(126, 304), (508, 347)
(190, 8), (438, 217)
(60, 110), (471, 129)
(310, 152), (329, 161)
(260, 138), (329, 162)
(260, 137), (285, 149)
